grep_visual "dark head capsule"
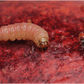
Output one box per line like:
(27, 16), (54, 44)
(39, 37), (49, 50)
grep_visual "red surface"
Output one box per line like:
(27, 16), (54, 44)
(0, 1), (84, 83)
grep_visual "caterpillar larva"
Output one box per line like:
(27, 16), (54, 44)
(78, 32), (84, 46)
(0, 21), (49, 50)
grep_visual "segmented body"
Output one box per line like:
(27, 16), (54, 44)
(0, 23), (49, 49)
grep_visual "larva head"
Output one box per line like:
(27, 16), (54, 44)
(38, 38), (49, 50)
(79, 32), (84, 46)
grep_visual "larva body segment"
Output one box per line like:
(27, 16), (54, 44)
(8, 25), (16, 41)
(1, 26), (9, 41)
(0, 23), (49, 49)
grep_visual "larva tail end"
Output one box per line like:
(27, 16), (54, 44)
(38, 38), (49, 50)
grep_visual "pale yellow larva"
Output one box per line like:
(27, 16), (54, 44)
(0, 22), (49, 50)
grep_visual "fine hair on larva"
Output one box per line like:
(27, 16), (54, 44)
(0, 22), (49, 50)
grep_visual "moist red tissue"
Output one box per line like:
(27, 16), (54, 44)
(0, 1), (84, 83)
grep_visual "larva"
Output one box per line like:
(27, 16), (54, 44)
(0, 22), (49, 50)
(78, 32), (84, 46)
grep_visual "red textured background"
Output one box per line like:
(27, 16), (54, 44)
(0, 1), (84, 83)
